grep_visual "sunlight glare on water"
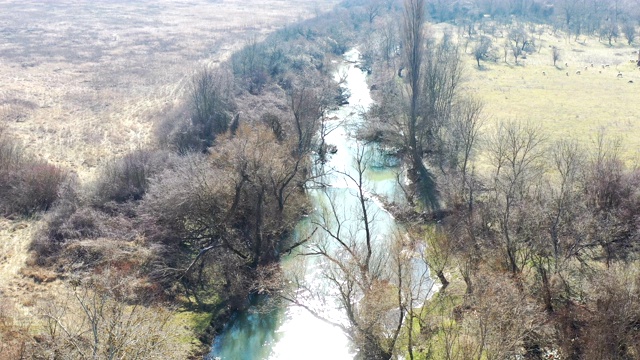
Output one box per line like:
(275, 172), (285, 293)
(211, 48), (399, 360)
(268, 301), (354, 360)
(268, 48), (380, 360)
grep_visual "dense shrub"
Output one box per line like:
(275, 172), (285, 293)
(31, 162), (151, 267)
(578, 267), (640, 360)
(155, 112), (204, 154)
(155, 68), (236, 153)
(91, 149), (177, 205)
(13, 163), (66, 214)
(30, 175), (85, 264)
(0, 162), (66, 217)
(0, 128), (67, 217)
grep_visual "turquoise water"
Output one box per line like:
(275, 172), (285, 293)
(209, 49), (403, 360)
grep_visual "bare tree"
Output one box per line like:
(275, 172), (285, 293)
(420, 34), (464, 167)
(600, 20), (620, 46)
(446, 97), (484, 208)
(508, 26), (528, 52)
(288, 80), (322, 157)
(502, 40), (510, 63)
(35, 274), (175, 359)
(558, 0), (585, 41)
(423, 227), (452, 292)
(366, 0), (384, 24)
(286, 147), (415, 360)
(527, 139), (586, 312)
(580, 132), (640, 267)
(189, 66), (235, 150)
(473, 36), (492, 68)
(551, 46), (561, 67)
(466, 274), (549, 360)
(396, 230), (434, 360)
(143, 123), (311, 306)
(622, 21), (636, 45)
(486, 121), (546, 274)
(511, 42), (523, 64)
(379, 18), (399, 65)
(403, 0), (426, 177)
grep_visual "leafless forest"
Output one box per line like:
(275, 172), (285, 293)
(2, 0), (640, 359)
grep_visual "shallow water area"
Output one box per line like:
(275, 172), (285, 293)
(209, 48), (403, 360)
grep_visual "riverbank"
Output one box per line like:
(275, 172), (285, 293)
(0, 1), (352, 358)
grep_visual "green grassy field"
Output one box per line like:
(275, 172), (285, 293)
(450, 23), (640, 163)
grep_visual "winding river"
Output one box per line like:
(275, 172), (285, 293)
(209, 49), (406, 360)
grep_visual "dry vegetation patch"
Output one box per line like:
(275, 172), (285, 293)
(0, 219), (33, 286)
(0, 0), (339, 355)
(0, 0), (337, 180)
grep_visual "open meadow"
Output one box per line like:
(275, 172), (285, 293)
(0, 0), (336, 180)
(455, 22), (640, 163)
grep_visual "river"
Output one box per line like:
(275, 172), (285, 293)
(209, 49), (406, 360)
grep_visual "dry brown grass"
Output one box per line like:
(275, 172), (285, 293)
(0, 219), (33, 288)
(0, 0), (338, 354)
(0, 0), (337, 181)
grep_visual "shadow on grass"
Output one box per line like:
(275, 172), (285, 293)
(410, 162), (440, 212)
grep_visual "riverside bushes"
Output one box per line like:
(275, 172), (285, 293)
(91, 149), (178, 206)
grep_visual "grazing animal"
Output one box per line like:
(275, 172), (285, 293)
(602, 64), (606, 69)
(575, 70), (581, 75)
(591, 63), (594, 67)
(542, 71), (546, 76)
(605, 64), (610, 67)
(565, 62), (569, 67)
(584, 66), (588, 71)
(629, 80), (634, 83)
(599, 70), (602, 74)
(566, 72), (569, 76)
(617, 72), (623, 78)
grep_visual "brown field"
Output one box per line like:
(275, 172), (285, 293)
(0, 0), (337, 181)
(0, 0), (337, 351)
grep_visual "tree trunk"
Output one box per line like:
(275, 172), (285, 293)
(538, 265), (554, 312)
(358, 337), (392, 360)
(437, 270), (449, 292)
